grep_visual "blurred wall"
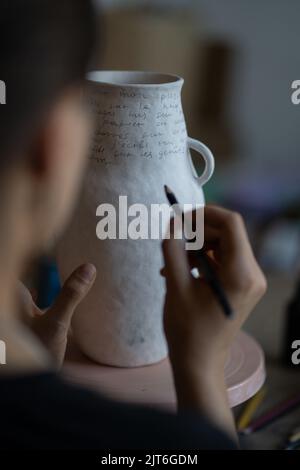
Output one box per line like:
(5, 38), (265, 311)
(196, 0), (300, 165)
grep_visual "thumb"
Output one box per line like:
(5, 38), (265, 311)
(50, 263), (96, 328)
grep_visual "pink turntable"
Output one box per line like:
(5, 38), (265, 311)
(64, 330), (265, 409)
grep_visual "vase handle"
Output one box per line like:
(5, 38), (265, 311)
(187, 137), (215, 186)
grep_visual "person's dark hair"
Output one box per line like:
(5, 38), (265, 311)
(0, 0), (98, 162)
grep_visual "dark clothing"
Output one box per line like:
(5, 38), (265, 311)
(0, 372), (236, 449)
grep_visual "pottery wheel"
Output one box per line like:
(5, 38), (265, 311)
(64, 330), (265, 409)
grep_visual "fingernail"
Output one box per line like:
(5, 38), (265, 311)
(77, 264), (96, 283)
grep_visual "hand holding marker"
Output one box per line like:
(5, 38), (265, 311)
(164, 185), (233, 319)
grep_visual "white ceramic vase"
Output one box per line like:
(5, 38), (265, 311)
(56, 71), (214, 367)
